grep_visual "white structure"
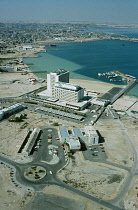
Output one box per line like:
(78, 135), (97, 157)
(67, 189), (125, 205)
(84, 126), (99, 146)
(53, 82), (84, 102)
(0, 103), (25, 121)
(90, 98), (106, 106)
(58, 126), (99, 150)
(47, 69), (84, 103)
(22, 128), (41, 156)
(47, 69), (69, 90)
(58, 126), (81, 150)
(67, 137), (81, 151)
(23, 46), (33, 50)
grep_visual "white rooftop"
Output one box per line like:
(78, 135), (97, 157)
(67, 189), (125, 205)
(55, 82), (82, 91)
(85, 126), (97, 135)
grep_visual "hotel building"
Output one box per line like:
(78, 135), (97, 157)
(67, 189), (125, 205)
(47, 69), (84, 103)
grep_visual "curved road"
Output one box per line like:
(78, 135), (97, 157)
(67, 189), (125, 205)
(0, 121), (137, 210)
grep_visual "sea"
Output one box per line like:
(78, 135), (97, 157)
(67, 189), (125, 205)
(23, 27), (138, 97)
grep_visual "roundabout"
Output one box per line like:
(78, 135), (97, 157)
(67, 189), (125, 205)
(24, 166), (47, 181)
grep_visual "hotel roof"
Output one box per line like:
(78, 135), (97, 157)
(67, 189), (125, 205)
(53, 69), (69, 75)
(55, 82), (82, 91)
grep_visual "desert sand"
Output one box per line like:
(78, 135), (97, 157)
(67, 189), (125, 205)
(0, 63), (138, 209)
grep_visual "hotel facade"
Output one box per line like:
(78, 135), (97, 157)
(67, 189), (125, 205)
(47, 69), (84, 103)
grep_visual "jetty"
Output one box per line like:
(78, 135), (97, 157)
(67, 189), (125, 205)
(110, 79), (137, 104)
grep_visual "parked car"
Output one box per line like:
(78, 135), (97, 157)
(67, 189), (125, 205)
(92, 153), (98, 156)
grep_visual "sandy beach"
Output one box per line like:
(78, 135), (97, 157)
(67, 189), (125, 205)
(0, 71), (46, 97)
(0, 72), (117, 97)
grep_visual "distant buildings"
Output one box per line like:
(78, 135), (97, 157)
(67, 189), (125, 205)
(22, 46), (33, 50)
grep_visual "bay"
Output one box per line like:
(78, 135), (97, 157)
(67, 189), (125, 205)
(23, 29), (138, 97)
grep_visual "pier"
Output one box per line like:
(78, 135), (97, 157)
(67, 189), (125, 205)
(100, 79), (137, 104)
(110, 79), (137, 104)
(92, 79), (137, 125)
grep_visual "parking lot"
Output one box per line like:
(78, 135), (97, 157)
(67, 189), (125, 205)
(82, 144), (107, 161)
(32, 128), (66, 167)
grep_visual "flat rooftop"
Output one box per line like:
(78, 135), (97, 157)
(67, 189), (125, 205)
(59, 126), (69, 138)
(73, 128), (83, 137)
(55, 82), (83, 91)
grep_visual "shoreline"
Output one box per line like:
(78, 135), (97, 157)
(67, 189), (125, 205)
(0, 37), (137, 98)
(1, 34), (138, 60)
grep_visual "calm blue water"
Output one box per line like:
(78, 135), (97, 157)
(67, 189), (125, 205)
(23, 27), (138, 97)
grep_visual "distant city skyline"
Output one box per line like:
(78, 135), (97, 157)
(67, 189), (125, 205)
(0, 0), (138, 24)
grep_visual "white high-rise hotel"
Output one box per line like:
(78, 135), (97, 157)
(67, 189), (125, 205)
(47, 69), (84, 102)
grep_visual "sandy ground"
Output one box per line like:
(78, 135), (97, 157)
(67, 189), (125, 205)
(0, 71), (46, 97)
(0, 165), (35, 210)
(0, 109), (81, 161)
(0, 73), (119, 98)
(95, 119), (134, 167)
(43, 185), (110, 210)
(124, 176), (138, 210)
(70, 78), (121, 94)
(113, 95), (137, 111)
(0, 45), (45, 59)
(0, 67), (138, 209)
(0, 109), (52, 160)
(58, 152), (127, 201)
(121, 118), (138, 151)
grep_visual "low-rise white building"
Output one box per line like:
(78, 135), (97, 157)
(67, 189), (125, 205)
(90, 98), (106, 106)
(58, 126), (99, 150)
(23, 46), (33, 50)
(67, 137), (81, 151)
(84, 126), (99, 146)
(58, 127), (81, 150)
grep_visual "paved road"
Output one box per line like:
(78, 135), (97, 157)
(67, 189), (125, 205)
(0, 88), (138, 209)
(0, 126), (123, 210)
(109, 120), (138, 207)
(0, 151), (122, 209)
(54, 179), (123, 210)
(0, 120), (137, 209)
(0, 128), (65, 190)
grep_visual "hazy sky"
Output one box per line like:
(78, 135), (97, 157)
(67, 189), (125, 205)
(0, 0), (138, 24)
